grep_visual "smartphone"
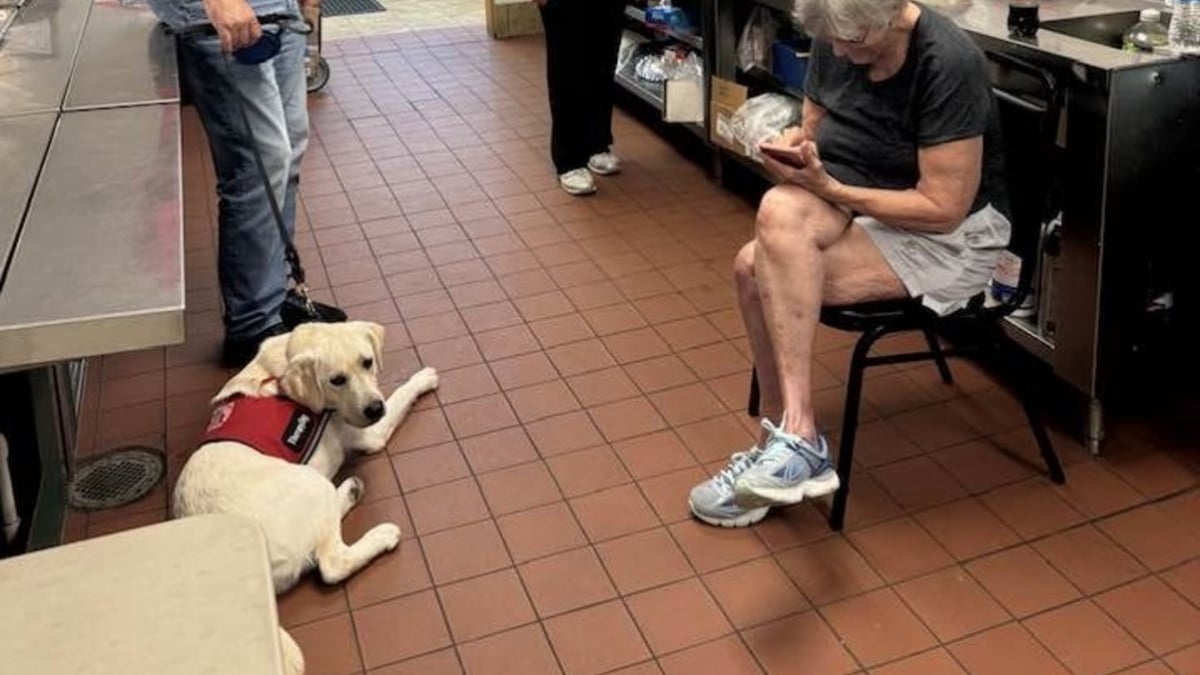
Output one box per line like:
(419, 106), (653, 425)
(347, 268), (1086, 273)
(758, 142), (807, 168)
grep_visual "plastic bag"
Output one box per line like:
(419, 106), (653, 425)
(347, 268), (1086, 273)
(730, 93), (802, 160)
(738, 5), (777, 73)
(616, 31), (647, 75)
(645, 0), (692, 31)
(634, 46), (699, 83)
(665, 49), (703, 81)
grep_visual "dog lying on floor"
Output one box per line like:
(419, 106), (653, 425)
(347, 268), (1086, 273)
(173, 321), (438, 674)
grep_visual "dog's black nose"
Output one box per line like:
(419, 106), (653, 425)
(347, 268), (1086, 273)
(364, 400), (385, 423)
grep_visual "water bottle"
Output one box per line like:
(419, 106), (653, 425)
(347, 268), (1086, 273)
(1123, 9), (1169, 51)
(1168, 0), (1200, 54)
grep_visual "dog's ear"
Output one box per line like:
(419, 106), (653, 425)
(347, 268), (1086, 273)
(280, 352), (324, 412)
(355, 321), (385, 370)
(212, 332), (291, 403)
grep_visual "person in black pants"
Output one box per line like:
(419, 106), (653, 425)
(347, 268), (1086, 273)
(534, 0), (626, 196)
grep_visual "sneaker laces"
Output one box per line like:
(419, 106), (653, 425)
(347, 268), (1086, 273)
(758, 418), (826, 461)
(760, 418), (783, 438)
(713, 447), (763, 488)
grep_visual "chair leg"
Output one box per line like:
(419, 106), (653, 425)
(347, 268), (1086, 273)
(1009, 355), (1066, 484)
(747, 368), (760, 418)
(987, 321), (1065, 484)
(923, 327), (954, 385)
(1022, 393), (1066, 483)
(830, 326), (885, 531)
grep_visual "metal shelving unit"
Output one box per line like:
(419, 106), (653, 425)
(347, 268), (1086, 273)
(614, 2), (713, 142)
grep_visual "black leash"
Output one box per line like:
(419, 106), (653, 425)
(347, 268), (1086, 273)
(219, 43), (317, 315)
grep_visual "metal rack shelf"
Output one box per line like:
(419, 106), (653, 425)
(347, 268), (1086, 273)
(736, 66), (804, 100)
(615, 68), (665, 111)
(615, 27), (666, 111)
(1003, 314), (1056, 364)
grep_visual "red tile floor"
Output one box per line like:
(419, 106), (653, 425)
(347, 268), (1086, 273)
(68, 27), (1200, 675)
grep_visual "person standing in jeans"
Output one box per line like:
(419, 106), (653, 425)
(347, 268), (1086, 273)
(149, 0), (345, 368)
(533, 0), (626, 196)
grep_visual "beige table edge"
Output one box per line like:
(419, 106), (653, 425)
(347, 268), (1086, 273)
(0, 513), (286, 675)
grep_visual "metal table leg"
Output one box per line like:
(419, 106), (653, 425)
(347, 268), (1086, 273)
(1087, 397), (1104, 455)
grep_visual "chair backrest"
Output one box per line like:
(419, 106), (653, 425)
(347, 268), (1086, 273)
(984, 51), (1063, 315)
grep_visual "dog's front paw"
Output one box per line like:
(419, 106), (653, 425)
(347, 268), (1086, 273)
(374, 522), (402, 551)
(413, 366), (439, 393)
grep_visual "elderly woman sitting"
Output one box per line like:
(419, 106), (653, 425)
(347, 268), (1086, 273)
(689, 0), (1010, 527)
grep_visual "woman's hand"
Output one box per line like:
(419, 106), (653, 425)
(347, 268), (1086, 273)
(761, 141), (835, 197)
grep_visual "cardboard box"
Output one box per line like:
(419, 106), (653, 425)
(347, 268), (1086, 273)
(486, 0), (544, 39)
(709, 76), (748, 154)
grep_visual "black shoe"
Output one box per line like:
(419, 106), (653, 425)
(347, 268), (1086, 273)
(221, 323), (289, 370)
(281, 290), (348, 329)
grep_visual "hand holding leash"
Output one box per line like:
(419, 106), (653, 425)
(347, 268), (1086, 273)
(202, 0), (261, 52)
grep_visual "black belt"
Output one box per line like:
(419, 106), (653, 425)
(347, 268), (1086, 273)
(168, 13), (306, 37)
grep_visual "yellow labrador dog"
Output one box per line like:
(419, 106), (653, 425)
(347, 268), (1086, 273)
(173, 321), (438, 674)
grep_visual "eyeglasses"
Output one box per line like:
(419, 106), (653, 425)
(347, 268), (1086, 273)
(827, 18), (891, 45)
(832, 28), (870, 44)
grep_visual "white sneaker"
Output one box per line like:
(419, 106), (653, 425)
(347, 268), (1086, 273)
(558, 168), (597, 196)
(733, 419), (840, 509)
(587, 152), (622, 176)
(688, 446), (770, 528)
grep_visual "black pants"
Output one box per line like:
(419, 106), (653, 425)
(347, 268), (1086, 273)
(539, 0), (626, 174)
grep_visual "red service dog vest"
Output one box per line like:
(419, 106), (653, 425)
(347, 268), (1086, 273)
(200, 396), (330, 464)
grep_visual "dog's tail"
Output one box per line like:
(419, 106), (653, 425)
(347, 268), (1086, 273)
(279, 627), (306, 675)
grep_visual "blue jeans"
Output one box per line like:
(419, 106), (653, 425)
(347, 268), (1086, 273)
(177, 29), (308, 340)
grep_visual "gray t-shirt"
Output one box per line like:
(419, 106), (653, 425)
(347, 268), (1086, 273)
(804, 7), (1007, 217)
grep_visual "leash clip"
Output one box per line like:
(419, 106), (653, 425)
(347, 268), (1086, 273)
(293, 283), (317, 314)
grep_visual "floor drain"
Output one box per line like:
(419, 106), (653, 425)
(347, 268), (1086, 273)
(68, 447), (165, 511)
(321, 0), (385, 17)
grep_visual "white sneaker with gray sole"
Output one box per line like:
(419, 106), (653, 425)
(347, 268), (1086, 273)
(587, 152), (621, 176)
(559, 168), (597, 196)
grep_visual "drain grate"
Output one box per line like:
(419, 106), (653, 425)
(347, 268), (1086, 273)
(321, 0), (385, 18)
(68, 447), (165, 511)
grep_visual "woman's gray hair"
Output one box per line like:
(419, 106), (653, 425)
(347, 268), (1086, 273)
(792, 0), (905, 38)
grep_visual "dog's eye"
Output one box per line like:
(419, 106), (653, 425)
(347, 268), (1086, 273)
(330, 374), (347, 386)
(362, 358), (374, 370)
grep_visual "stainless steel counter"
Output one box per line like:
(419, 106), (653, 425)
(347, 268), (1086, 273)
(927, 0), (1175, 70)
(0, 0), (92, 118)
(0, 105), (184, 370)
(755, 0), (1177, 70)
(64, 0), (179, 110)
(0, 114), (56, 270)
(0, 0), (183, 550)
(0, 0), (183, 371)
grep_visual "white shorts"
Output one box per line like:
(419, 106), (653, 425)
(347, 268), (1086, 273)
(857, 204), (1012, 316)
